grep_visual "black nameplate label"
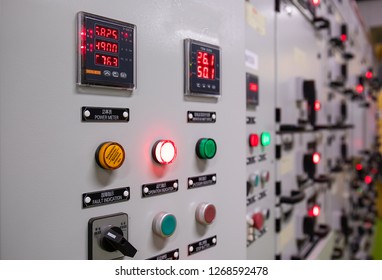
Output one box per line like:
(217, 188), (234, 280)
(188, 236), (217, 256)
(247, 228), (267, 247)
(246, 190), (267, 206)
(147, 249), (179, 260)
(187, 111), (216, 123)
(247, 156), (256, 165)
(258, 154), (267, 162)
(188, 174), (217, 189)
(82, 106), (129, 122)
(142, 180), (179, 198)
(82, 187), (130, 208)
(246, 116), (256, 124)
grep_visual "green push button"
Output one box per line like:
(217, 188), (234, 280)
(261, 132), (271, 147)
(160, 214), (177, 237)
(196, 138), (217, 159)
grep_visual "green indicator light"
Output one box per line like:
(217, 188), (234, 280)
(261, 132), (271, 146)
(161, 214), (177, 237)
(196, 138), (217, 159)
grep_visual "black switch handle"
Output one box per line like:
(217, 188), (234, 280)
(102, 227), (137, 258)
(280, 190), (305, 204)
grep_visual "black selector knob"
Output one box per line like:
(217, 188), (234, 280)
(100, 226), (137, 258)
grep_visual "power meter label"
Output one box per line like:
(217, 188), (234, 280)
(82, 107), (129, 122)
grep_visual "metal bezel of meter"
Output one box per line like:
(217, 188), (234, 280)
(77, 12), (137, 90)
(184, 39), (221, 97)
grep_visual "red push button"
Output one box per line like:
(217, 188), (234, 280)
(196, 203), (216, 225)
(252, 212), (264, 230)
(249, 134), (259, 147)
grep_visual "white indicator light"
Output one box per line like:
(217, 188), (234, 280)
(153, 140), (177, 164)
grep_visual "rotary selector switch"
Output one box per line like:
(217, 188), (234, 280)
(99, 226), (137, 258)
(196, 203), (216, 225)
(152, 212), (177, 237)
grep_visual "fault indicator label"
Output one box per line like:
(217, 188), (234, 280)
(82, 187), (130, 208)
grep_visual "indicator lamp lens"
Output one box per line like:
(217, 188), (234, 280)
(249, 83), (258, 92)
(312, 0), (320, 6)
(153, 140), (177, 164)
(312, 152), (321, 164)
(260, 132), (271, 146)
(356, 163), (363, 171)
(196, 138), (217, 159)
(364, 175), (372, 184)
(356, 84), (364, 93)
(309, 205), (321, 217)
(366, 71), (373, 79)
(249, 134), (259, 147)
(314, 100), (321, 111)
(341, 34), (347, 42)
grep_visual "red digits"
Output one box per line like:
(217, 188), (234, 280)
(113, 57), (118, 67)
(202, 67), (209, 78)
(202, 53), (208, 65)
(197, 66), (203, 78)
(197, 52), (203, 65)
(210, 54), (215, 66)
(112, 30), (118, 40)
(211, 68), (215, 80)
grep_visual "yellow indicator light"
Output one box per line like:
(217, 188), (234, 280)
(95, 142), (125, 170)
(86, 69), (101, 75)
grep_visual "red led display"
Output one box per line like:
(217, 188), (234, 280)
(340, 34), (347, 42)
(314, 100), (321, 111)
(95, 39), (118, 53)
(364, 175), (372, 185)
(95, 54), (119, 67)
(95, 25), (119, 40)
(366, 71), (373, 79)
(356, 84), (364, 93)
(197, 51), (215, 80)
(249, 83), (258, 92)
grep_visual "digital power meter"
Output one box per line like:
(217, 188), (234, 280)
(184, 39), (221, 97)
(77, 12), (136, 89)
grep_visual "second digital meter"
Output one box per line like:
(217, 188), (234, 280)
(184, 39), (221, 97)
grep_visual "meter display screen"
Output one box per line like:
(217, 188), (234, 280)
(197, 51), (215, 80)
(77, 12), (136, 89)
(185, 39), (220, 97)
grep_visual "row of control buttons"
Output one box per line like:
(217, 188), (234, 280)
(249, 132), (271, 148)
(247, 209), (270, 242)
(247, 171), (270, 195)
(95, 138), (217, 170)
(103, 70), (128, 78)
(152, 203), (217, 238)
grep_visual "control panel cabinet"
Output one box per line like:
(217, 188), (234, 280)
(0, 0), (246, 259)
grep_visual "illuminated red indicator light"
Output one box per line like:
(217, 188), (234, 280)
(314, 100), (321, 111)
(312, 152), (321, 164)
(366, 71), (373, 79)
(356, 163), (363, 171)
(364, 175), (372, 184)
(309, 205), (321, 217)
(356, 84), (364, 94)
(249, 83), (258, 92)
(312, 0), (320, 6)
(153, 140), (177, 165)
(249, 134), (259, 147)
(340, 34), (347, 42)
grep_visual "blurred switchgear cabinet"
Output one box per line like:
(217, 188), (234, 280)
(0, 0), (378, 259)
